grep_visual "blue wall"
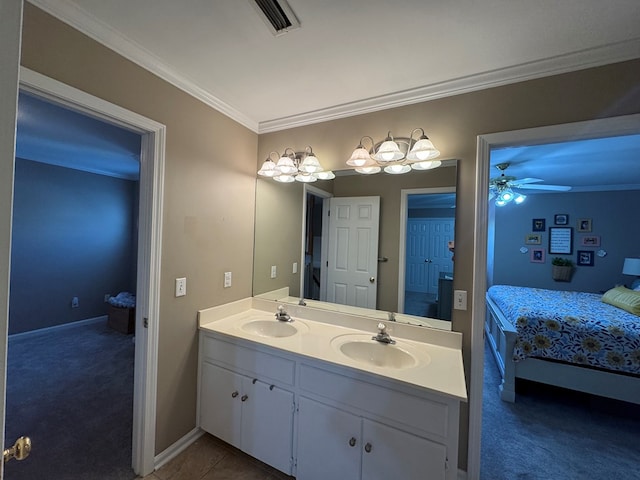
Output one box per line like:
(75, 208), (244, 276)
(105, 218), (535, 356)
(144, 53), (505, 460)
(491, 190), (640, 293)
(9, 158), (138, 334)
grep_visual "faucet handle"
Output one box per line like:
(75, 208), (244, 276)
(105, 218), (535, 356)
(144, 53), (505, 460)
(377, 322), (386, 333)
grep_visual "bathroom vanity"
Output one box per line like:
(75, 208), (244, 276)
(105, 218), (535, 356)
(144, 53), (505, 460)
(197, 297), (467, 480)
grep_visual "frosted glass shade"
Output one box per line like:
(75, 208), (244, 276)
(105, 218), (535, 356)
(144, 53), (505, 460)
(295, 174), (317, 183)
(276, 156), (297, 175)
(315, 171), (335, 180)
(411, 159), (442, 171)
(406, 138), (440, 161)
(372, 140), (403, 162)
(273, 174), (295, 183)
(299, 154), (323, 173)
(355, 166), (381, 174)
(257, 159), (278, 177)
(383, 164), (411, 174)
(347, 147), (375, 167)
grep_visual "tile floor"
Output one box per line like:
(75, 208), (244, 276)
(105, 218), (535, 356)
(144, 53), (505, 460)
(141, 434), (294, 480)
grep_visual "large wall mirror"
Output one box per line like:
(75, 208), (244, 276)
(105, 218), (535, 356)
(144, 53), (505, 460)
(253, 161), (457, 330)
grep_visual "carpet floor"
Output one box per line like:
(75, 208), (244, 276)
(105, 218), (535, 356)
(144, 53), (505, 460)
(481, 342), (640, 479)
(4, 319), (136, 480)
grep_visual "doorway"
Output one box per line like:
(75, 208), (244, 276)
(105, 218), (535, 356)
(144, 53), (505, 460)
(398, 187), (456, 318)
(5, 67), (166, 477)
(467, 113), (640, 478)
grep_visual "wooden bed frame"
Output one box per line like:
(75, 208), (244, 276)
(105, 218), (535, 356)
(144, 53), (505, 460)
(485, 293), (640, 404)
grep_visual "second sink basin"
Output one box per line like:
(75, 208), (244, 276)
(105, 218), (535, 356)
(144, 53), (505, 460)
(331, 334), (426, 370)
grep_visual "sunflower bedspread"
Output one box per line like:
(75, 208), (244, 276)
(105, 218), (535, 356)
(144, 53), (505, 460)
(487, 285), (640, 375)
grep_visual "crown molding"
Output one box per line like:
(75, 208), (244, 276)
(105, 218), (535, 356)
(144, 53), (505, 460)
(27, 0), (259, 132)
(28, 2), (640, 136)
(258, 38), (640, 133)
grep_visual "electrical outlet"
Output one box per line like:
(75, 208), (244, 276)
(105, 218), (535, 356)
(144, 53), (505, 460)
(224, 271), (232, 288)
(175, 277), (187, 297)
(71, 296), (79, 308)
(454, 290), (467, 310)
(270, 265), (277, 279)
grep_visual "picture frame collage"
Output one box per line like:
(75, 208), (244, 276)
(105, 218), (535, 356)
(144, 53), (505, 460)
(524, 214), (602, 266)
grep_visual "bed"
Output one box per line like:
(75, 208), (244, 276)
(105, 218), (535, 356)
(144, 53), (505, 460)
(485, 285), (640, 404)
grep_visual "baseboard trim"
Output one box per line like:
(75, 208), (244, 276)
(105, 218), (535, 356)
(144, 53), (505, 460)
(8, 315), (108, 340)
(154, 427), (205, 471)
(458, 468), (468, 480)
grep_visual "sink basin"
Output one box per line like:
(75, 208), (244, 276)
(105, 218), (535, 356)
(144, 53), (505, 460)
(331, 334), (424, 369)
(240, 319), (309, 338)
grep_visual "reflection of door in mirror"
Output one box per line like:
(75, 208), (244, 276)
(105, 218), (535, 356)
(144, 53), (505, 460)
(399, 189), (456, 319)
(303, 188), (329, 301)
(325, 196), (380, 309)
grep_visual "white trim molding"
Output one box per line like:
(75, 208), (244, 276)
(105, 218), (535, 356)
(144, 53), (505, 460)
(154, 427), (205, 471)
(19, 66), (166, 477)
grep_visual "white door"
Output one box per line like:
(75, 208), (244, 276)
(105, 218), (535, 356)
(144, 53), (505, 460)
(1, 0), (23, 474)
(406, 218), (454, 295)
(326, 196), (380, 309)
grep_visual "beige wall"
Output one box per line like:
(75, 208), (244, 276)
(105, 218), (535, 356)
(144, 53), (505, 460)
(258, 60), (640, 468)
(21, 5), (258, 453)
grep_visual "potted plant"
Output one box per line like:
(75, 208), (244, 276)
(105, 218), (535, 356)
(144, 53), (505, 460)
(551, 257), (574, 282)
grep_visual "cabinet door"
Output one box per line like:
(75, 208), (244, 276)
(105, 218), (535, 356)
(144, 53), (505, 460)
(296, 397), (361, 480)
(241, 378), (294, 474)
(362, 419), (447, 480)
(199, 362), (242, 449)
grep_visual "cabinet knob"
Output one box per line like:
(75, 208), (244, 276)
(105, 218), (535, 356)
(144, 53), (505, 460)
(231, 391), (239, 398)
(252, 378), (258, 384)
(364, 442), (372, 453)
(241, 394), (249, 402)
(348, 437), (357, 447)
(269, 385), (275, 391)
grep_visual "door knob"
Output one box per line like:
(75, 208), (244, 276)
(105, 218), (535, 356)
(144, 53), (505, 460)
(369, 277), (375, 283)
(3, 436), (31, 463)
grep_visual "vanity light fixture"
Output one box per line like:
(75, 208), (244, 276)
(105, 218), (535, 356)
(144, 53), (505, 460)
(346, 128), (441, 175)
(257, 146), (334, 183)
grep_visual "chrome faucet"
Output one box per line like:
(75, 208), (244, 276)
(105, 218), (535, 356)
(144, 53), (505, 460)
(275, 305), (292, 322)
(298, 298), (307, 306)
(388, 312), (396, 322)
(372, 322), (395, 345)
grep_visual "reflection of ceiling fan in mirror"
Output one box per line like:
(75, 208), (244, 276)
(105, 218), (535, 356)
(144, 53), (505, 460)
(489, 162), (571, 206)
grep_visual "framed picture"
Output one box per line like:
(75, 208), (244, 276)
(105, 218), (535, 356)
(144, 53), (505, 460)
(532, 218), (546, 232)
(549, 227), (573, 254)
(577, 250), (594, 266)
(530, 248), (545, 263)
(525, 233), (542, 245)
(577, 218), (592, 232)
(580, 235), (600, 247)
(554, 214), (569, 225)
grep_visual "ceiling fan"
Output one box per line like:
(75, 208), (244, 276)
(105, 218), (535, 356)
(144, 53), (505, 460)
(489, 162), (571, 206)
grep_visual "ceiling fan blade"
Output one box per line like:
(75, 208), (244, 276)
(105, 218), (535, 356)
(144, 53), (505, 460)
(513, 177), (543, 185)
(517, 183), (572, 191)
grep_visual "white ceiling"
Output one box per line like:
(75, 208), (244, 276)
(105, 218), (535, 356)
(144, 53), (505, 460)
(31, 0), (640, 133)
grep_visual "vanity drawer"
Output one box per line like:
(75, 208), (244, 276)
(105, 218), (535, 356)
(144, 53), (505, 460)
(201, 335), (295, 386)
(299, 364), (449, 439)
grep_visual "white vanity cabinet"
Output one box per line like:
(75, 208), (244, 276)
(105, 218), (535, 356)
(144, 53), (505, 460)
(199, 334), (295, 474)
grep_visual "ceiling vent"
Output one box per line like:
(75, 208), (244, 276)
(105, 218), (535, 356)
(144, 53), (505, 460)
(250, 0), (301, 36)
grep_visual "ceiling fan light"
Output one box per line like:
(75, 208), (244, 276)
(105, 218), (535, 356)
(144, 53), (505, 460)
(498, 189), (514, 202)
(383, 164), (411, 175)
(406, 137), (440, 161)
(495, 198), (507, 207)
(514, 193), (526, 204)
(411, 159), (442, 171)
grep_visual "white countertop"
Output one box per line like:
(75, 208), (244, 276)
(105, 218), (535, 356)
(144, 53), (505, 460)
(198, 297), (467, 401)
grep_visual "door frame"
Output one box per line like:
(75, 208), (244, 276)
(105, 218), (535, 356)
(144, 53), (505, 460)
(398, 187), (455, 313)
(301, 184), (332, 301)
(17, 67), (165, 476)
(467, 113), (640, 479)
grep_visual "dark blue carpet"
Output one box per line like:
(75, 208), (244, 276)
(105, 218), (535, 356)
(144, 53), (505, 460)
(4, 320), (135, 480)
(481, 342), (640, 479)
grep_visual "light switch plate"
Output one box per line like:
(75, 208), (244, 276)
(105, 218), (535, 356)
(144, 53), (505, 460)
(224, 271), (232, 288)
(175, 277), (186, 297)
(293, 262), (298, 274)
(270, 265), (277, 279)
(454, 290), (467, 310)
